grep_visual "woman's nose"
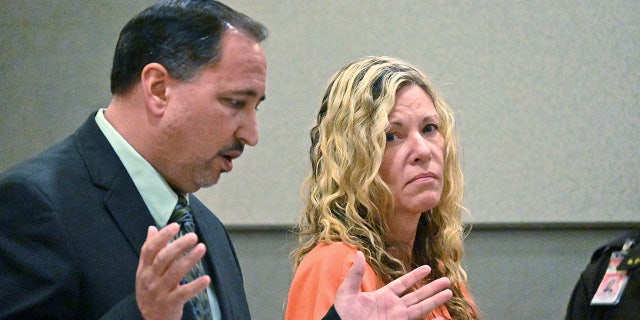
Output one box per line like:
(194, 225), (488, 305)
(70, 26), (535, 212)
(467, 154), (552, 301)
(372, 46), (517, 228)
(410, 134), (432, 163)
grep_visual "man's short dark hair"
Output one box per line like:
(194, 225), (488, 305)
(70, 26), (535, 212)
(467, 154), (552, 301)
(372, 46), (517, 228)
(110, 0), (268, 95)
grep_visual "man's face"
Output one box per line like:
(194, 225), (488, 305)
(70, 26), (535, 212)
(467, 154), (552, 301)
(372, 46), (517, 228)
(158, 30), (267, 193)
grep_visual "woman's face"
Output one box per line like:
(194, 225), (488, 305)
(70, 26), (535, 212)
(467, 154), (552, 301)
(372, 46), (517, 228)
(379, 84), (445, 218)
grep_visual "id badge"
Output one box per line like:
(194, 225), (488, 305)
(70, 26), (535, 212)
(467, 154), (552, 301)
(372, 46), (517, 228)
(590, 249), (630, 305)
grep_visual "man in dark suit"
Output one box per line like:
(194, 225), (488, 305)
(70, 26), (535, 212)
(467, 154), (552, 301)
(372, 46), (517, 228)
(0, 1), (265, 318)
(0, 1), (451, 319)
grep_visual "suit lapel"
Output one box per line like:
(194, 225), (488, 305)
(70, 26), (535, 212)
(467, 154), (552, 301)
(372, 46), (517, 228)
(102, 174), (156, 256)
(189, 195), (249, 320)
(73, 113), (155, 256)
(72, 113), (248, 319)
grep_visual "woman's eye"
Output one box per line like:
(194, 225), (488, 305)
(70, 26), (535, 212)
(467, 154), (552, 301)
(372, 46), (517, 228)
(385, 133), (397, 142)
(424, 124), (438, 133)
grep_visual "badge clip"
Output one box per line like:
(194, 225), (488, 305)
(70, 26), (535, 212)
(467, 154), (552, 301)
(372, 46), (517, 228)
(590, 239), (634, 306)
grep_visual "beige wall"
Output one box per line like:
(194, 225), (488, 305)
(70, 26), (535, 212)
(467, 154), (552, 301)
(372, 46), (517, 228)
(3, 1), (639, 225)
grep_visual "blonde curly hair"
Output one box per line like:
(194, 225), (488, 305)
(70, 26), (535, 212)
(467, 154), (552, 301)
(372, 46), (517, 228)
(293, 56), (478, 319)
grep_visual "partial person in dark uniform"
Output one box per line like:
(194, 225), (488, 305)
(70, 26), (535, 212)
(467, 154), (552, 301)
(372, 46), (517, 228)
(566, 230), (640, 320)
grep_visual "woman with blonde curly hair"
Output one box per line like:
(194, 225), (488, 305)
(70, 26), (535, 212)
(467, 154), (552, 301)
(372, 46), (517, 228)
(285, 56), (479, 320)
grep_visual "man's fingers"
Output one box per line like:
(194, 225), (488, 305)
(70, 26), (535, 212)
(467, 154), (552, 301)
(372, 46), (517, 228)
(174, 274), (211, 303)
(154, 232), (199, 272)
(135, 224), (212, 319)
(384, 264), (432, 296)
(337, 251), (366, 296)
(163, 242), (208, 285)
(139, 224), (180, 267)
(139, 226), (159, 267)
(138, 224), (208, 291)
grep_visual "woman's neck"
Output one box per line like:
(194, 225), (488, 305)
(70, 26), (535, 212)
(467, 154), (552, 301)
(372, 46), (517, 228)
(386, 211), (422, 258)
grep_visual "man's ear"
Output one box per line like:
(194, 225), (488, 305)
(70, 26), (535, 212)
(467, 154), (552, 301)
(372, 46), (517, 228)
(140, 63), (171, 117)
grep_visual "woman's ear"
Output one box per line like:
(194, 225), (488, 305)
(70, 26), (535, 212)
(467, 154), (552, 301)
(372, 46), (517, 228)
(140, 63), (170, 117)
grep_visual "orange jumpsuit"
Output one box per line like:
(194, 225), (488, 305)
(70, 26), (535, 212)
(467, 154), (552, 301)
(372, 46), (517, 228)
(285, 242), (457, 320)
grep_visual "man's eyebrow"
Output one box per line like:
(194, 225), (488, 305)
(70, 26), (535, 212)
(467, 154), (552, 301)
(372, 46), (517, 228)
(230, 89), (266, 101)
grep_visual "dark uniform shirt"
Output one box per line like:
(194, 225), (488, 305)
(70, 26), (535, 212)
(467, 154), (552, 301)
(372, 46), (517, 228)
(566, 231), (640, 320)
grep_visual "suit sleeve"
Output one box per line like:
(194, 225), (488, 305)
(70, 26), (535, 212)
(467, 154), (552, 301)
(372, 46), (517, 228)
(0, 178), (80, 318)
(0, 177), (143, 319)
(321, 305), (341, 320)
(99, 293), (143, 320)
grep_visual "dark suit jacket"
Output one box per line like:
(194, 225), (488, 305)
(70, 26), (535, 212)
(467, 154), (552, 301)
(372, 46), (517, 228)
(0, 113), (251, 319)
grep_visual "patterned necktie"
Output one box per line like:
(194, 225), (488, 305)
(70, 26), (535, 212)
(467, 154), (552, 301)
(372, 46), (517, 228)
(171, 195), (213, 320)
